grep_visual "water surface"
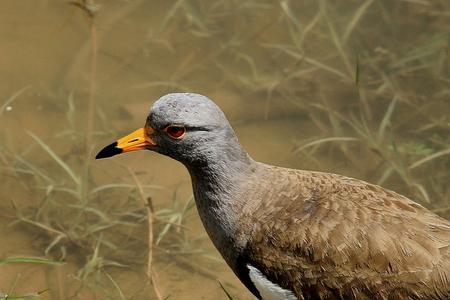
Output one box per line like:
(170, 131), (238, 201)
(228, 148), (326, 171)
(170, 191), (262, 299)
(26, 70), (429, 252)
(0, 1), (449, 299)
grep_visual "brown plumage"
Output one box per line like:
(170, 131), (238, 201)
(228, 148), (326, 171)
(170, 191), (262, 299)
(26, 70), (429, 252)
(97, 93), (450, 299)
(232, 166), (450, 299)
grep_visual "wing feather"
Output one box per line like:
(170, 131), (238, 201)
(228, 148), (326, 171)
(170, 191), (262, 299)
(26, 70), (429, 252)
(238, 166), (450, 299)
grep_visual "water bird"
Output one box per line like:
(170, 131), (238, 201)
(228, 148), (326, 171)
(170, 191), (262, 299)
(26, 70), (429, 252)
(96, 93), (450, 300)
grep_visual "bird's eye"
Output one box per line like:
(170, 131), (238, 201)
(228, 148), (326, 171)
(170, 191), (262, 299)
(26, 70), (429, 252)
(164, 125), (186, 139)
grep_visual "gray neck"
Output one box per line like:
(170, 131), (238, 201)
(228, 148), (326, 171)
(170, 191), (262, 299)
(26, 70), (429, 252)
(187, 139), (254, 212)
(185, 136), (256, 265)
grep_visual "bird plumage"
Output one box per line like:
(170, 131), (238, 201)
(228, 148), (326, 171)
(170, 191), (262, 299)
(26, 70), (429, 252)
(97, 93), (450, 300)
(232, 165), (450, 299)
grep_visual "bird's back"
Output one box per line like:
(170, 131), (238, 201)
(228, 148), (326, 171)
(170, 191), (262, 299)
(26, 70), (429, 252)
(235, 165), (450, 300)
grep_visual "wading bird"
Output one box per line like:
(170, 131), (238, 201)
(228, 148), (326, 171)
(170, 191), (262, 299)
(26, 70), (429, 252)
(96, 93), (450, 300)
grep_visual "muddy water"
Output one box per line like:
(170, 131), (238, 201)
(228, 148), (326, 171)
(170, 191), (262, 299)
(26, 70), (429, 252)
(0, 2), (304, 299)
(1, 1), (449, 299)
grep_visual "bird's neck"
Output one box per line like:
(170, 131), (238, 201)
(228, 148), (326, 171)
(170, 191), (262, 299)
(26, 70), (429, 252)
(185, 142), (257, 264)
(187, 143), (255, 209)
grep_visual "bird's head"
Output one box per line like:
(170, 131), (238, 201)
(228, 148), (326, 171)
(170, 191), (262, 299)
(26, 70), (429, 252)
(96, 93), (239, 166)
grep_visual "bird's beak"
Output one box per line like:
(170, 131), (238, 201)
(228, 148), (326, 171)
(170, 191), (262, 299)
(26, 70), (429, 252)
(95, 127), (156, 159)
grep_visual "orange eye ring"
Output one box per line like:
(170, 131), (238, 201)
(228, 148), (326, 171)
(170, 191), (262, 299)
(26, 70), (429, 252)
(164, 125), (186, 139)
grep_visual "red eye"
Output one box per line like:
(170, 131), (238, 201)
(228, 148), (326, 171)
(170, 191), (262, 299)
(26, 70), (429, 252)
(165, 125), (186, 139)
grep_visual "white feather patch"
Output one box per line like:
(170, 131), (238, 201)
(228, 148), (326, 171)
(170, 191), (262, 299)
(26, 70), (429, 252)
(247, 264), (297, 300)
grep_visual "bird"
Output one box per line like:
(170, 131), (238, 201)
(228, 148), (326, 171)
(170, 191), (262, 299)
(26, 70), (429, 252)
(96, 93), (450, 300)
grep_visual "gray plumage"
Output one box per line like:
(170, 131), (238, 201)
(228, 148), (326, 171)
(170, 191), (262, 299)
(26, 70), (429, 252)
(106, 93), (450, 299)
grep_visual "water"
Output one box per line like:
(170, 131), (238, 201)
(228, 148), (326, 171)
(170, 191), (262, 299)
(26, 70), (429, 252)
(0, 1), (449, 299)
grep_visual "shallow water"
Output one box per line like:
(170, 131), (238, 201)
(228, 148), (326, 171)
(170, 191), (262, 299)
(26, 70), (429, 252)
(1, 1), (449, 299)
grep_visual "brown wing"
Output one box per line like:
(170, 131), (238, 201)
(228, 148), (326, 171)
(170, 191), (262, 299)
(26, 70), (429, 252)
(239, 167), (450, 300)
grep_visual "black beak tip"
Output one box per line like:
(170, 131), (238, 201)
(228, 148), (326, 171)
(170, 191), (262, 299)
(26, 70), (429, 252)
(95, 142), (123, 159)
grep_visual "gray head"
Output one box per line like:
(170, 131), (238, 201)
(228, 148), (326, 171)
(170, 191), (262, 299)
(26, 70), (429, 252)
(149, 93), (228, 130)
(96, 93), (250, 169)
(147, 93), (244, 165)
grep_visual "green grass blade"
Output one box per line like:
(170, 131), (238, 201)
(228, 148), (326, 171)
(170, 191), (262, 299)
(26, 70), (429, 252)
(326, 19), (353, 77)
(0, 256), (64, 266)
(355, 55), (360, 86)
(293, 137), (359, 155)
(280, 0), (300, 28)
(343, 0), (374, 44)
(27, 131), (80, 185)
(409, 148), (450, 170)
(267, 46), (349, 79)
(90, 183), (162, 194)
(14, 155), (54, 184)
(411, 182), (430, 203)
(104, 272), (127, 300)
(0, 86), (31, 115)
(377, 97), (397, 141)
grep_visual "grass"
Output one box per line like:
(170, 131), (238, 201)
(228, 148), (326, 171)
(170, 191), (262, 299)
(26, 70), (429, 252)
(0, 257), (64, 266)
(0, 290), (49, 300)
(0, 0), (449, 299)
(0, 257), (56, 299)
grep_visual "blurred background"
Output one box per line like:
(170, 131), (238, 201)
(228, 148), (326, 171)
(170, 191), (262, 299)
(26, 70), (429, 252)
(0, 0), (449, 299)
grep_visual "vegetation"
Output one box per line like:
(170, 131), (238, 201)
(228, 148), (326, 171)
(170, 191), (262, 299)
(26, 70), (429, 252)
(0, 0), (448, 299)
